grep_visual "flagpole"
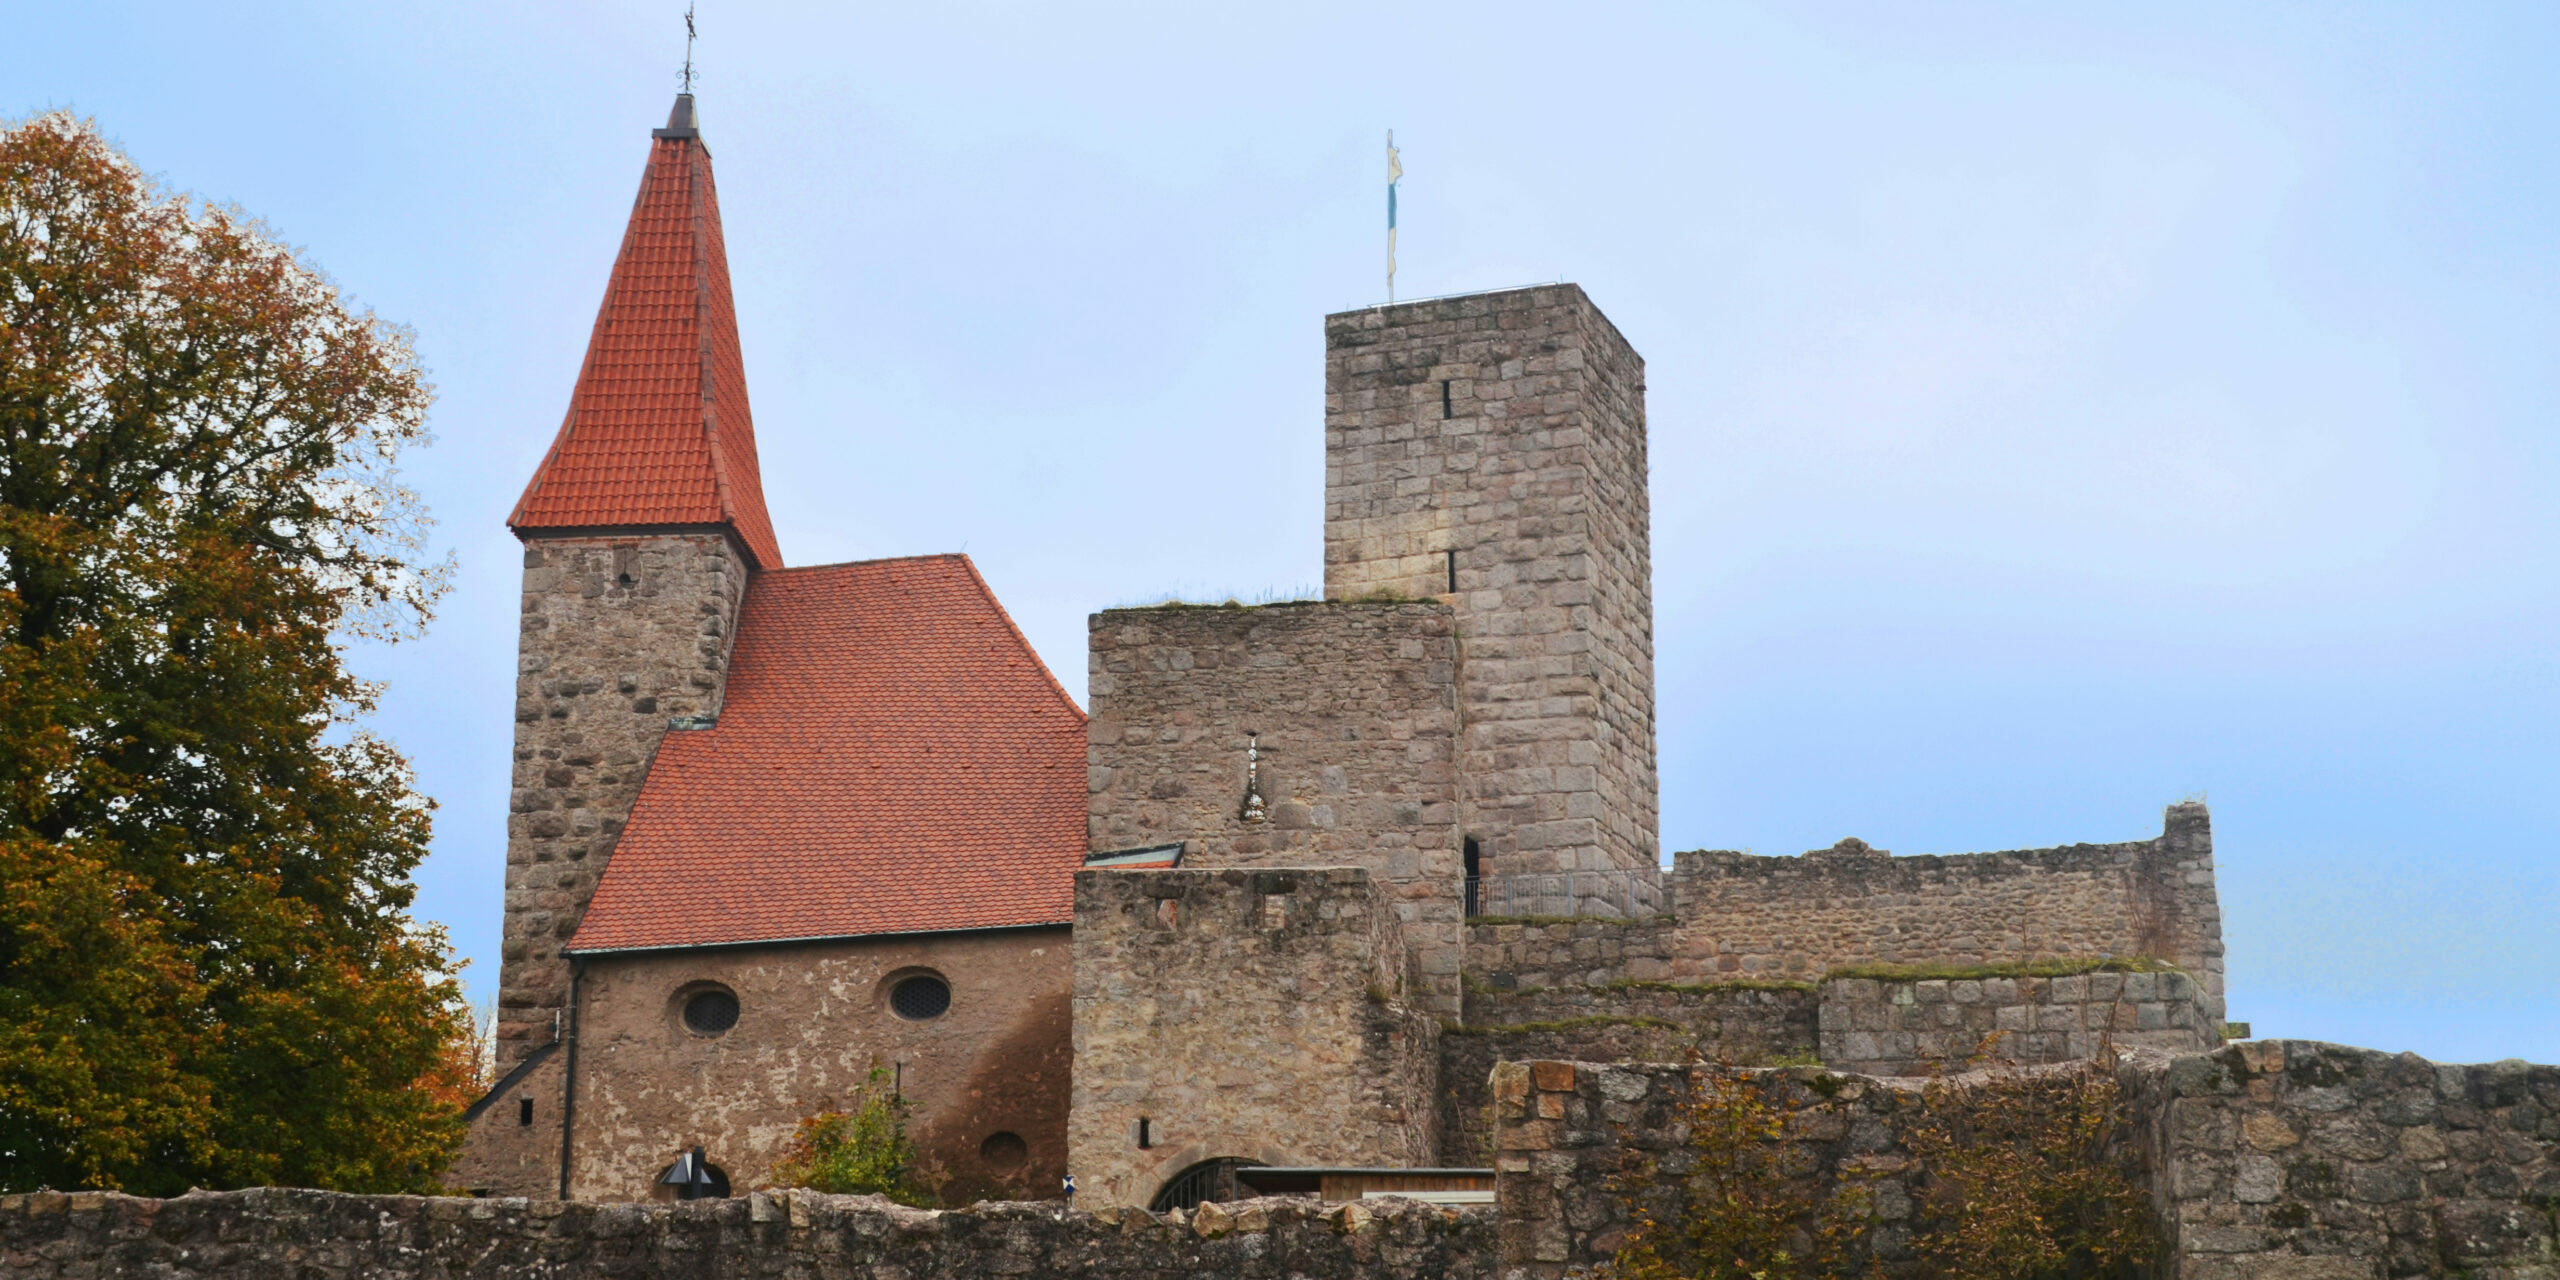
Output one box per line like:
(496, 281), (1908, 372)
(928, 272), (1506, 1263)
(1386, 130), (1398, 304)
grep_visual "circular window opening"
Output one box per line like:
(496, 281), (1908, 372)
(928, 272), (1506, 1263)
(890, 975), (951, 1021)
(979, 1131), (1028, 1170)
(681, 987), (739, 1035)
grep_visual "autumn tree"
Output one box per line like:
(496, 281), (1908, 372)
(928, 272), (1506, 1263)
(0, 112), (470, 1193)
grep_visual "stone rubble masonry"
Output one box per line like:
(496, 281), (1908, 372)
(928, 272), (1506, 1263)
(470, 532), (748, 1200)
(1086, 601), (1465, 1015)
(0, 1187), (1494, 1280)
(2134, 1040), (2560, 1280)
(562, 929), (1071, 1205)
(1464, 804), (2227, 1025)
(1678, 802), (2225, 1020)
(495, 532), (749, 1059)
(1323, 285), (1658, 897)
(1069, 867), (1440, 1209)
(1439, 983), (1817, 1165)
(1817, 969), (2219, 1077)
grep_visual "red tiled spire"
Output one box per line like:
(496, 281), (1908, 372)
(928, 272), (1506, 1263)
(508, 95), (784, 571)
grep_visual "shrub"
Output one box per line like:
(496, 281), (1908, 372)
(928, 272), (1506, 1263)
(767, 1063), (934, 1206)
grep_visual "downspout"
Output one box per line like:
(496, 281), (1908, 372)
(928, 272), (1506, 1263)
(557, 954), (585, 1201)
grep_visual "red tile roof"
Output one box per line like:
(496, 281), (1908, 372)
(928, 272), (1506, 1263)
(567, 555), (1087, 952)
(508, 119), (784, 570)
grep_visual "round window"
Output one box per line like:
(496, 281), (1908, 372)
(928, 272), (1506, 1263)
(682, 987), (739, 1035)
(889, 975), (950, 1021)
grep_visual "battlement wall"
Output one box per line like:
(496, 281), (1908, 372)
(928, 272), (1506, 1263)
(1086, 601), (1465, 1013)
(1068, 867), (1439, 1209)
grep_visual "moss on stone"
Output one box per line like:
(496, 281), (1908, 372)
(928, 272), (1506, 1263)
(1822, 956), (2180, 984)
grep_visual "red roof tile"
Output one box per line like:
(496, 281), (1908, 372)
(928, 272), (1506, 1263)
(509, 112), (784, 570)
(567, 555), (1087, 952)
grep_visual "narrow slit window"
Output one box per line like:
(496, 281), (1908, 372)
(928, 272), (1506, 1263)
(1441, 379), (1453, 418)
(1446, 549), (1458, 594)
(518, 1097), (534, 1127)
(1137, 1117), (1153, 1149)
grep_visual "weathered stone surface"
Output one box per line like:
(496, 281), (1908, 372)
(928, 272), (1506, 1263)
(565, 929), (1071, 1204)
(2127, 1040), (2560, 1279)
(462, 532), (750, 1198)
(1817, 968), (2218, 1075)
(1324, 285), (1658, 896)
(0, 1188), (1492, 1279)
(1069, 868), (1439, 1208)
(1086, 601), (1464, 1013)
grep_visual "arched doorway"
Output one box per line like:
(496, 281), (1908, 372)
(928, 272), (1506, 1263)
(1149, 1157), (1261, 1212)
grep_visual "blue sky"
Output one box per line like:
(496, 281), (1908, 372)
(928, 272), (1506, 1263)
(13, 2), (2555, 1063)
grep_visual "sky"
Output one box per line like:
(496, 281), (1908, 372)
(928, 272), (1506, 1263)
(10, 2), (2556, 1064)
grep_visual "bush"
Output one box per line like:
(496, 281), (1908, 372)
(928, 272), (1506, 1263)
(766, 1063), (934, 1206)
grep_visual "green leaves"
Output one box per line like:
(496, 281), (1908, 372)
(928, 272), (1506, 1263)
(768, 1063), (934, 1206)
(0, 112), (466, 1194)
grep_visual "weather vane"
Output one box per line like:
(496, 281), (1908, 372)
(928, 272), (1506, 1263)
(680, 4), (697, 94)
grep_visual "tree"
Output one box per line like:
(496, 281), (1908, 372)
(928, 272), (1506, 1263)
(0, 111), (468, 1194)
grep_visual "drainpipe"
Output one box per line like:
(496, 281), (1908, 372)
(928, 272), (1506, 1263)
(557, 955), (585, 1201)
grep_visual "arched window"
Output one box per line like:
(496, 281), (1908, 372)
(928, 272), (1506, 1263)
(1150, 1157), (1261, 1212)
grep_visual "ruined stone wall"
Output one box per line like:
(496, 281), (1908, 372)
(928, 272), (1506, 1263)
(1069, 867), (1439, 1208)
(1818, 969), (2218, 1077)
(1323, 285), (1658, 891)
(562, 928), (1070, 1205)
(1669, 803), (2226, 1020)
(0, 1188), (1493, 1279)
(1439, 985), (1817, 1165)
(468, 531), (749, 1198)
(1086, 601), (1465, 1014)
(2136, 1040), (2560, 1279)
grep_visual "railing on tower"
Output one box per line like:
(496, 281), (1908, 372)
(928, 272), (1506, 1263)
(1470, 868), (1665, 920)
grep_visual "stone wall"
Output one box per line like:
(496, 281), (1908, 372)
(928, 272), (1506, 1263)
(2138, 1040), (2560, 1279)
(1467, 913), (1682, 992)
(464, 531), (750, 1197)
(1068, 867), (1440, 1209)
(0, 1188), (1493, 1279)
(1670, 803), (2226, 1021)
(1439, 984), (1817, 1165)
(1323, 285), (1658, 892)
(561, 928), (1070, 1205)
(1086, 601), (1465, 1014)
(1817, 968), (2220, 1077)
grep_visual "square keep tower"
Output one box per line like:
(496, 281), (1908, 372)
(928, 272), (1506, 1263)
(1324, 284), (1658, 887)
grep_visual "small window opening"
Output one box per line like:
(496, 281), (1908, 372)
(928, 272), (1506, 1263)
(1136, 1117), (1153, 1149)
(1445, 548), (1458, 594)
(980, 1131), (1028, 1170)
(518, 1097), (534, 1127)
(1463, 837), (1483, 918)
(682, 987), (739, 1035)
(891, 974), (951, 1021)
(617, 572), (636, 588)
(1441, 379), (1453, 418)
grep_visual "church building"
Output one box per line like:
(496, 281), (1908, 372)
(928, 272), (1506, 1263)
(452, 94), (1087, 1201)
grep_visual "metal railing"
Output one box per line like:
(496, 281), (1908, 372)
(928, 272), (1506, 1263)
(1467, 868), (1665, 920)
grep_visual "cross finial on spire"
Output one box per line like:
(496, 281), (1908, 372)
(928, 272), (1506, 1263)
(680, 4), (697, 94)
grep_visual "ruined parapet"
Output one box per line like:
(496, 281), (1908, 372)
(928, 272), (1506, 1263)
(1816, 967), (2219, 1076)
(1667, 802), (2227, 1020)
(1086, 601), (1466, 1014)
(2132, 1040), (2560, 1279)
(1068, 867), (1440, 1209)
(1324, 285), (1658, 895)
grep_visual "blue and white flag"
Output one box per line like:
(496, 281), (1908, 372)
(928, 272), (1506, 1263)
(1387, 132), (1402, 301)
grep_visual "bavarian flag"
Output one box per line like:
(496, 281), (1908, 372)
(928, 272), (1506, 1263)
(1388, 133), (1403, 295)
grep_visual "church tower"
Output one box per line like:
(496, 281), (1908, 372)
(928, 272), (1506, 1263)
(461, 93), (781, 1194)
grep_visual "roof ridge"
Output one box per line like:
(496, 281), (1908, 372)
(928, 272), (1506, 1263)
(759, 552), (970, 576)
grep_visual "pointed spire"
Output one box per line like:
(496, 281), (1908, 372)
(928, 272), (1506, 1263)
(509, 96), (784, 571)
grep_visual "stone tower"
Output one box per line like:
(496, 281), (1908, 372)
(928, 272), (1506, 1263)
(1323, 285), (1657, 894)
(460, 93), (781, 1195)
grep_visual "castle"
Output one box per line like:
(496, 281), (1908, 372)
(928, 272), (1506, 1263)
(453, 93), (2231, 1209)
